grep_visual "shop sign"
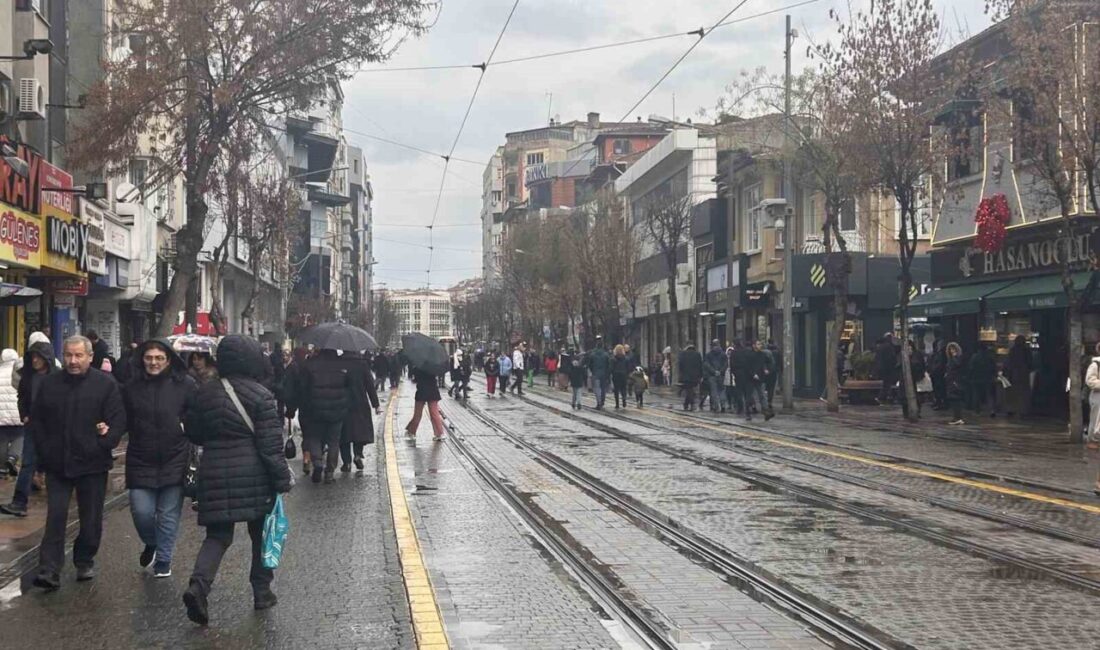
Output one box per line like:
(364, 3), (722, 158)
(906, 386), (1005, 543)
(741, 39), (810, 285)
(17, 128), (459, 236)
(40, 162), (73, 215)
(932, 227), (1095, 285)
(743, 281), (773, 306)
(105, 218), (131, 258)
(0, 205), (42, 268)
(78, 200), (108, 275)
(0, 137), (42, 214)
(49, 277), (88, 296)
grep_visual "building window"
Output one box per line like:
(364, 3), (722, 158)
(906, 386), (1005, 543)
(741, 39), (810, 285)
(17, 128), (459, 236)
(803, 190), (817, 237)
(840, 197), (858, 232)
(612, 139), (632, 156)
(743, 184), (762, 251)
(506, 181), (517, 199)
(491, 190), (501, 204)
(947, 108), (983, 182)
(526, 152), (544, 166)
(353, 159), (359, 175)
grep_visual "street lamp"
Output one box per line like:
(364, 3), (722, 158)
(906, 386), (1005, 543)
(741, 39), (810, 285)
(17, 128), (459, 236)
(0, 39), (52, 61)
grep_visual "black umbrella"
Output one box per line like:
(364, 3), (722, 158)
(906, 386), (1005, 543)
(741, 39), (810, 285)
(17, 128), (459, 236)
(299, 322), (379, 351)
(401, 333), (449, 376)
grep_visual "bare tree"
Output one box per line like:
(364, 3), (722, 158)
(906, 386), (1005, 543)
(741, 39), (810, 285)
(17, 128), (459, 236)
(369, 289), (400, 349)
(822, 0), (951, 421)
(641, 192), (694, 378)
(67, 0), (433, 336)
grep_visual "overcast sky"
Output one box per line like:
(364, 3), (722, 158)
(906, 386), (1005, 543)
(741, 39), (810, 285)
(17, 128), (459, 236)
(344, 0), (991, 291)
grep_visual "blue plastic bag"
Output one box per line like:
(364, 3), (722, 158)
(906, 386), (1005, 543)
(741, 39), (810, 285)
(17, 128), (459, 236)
(261, 495), (289, 569)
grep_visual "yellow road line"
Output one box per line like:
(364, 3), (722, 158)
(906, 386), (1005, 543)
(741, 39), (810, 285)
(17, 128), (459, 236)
(384, 388), (450, 650)
(643, 406), (1100, 515)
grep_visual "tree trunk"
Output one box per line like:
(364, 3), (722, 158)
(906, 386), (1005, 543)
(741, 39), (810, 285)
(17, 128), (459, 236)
(825, 288), (847, 413)
(1069, 298), (1084, 443)
(154, 213), (204, 337)
(667, 270), (680, 384)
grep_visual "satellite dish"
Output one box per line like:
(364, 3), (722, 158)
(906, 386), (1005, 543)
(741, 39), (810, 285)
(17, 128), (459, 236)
(115, 181), (139, 203)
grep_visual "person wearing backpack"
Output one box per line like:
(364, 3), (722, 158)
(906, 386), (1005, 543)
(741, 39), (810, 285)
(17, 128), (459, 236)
(629, 365), (649, 408)
(295, 348), (353, 484)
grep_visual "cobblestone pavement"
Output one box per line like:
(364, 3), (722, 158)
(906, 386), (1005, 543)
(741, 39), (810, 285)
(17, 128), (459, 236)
(0, 417), (413, 649)
(442, 400), (831, 650)
(393, 388), (629, 650)
(464, 378), (1100, 649)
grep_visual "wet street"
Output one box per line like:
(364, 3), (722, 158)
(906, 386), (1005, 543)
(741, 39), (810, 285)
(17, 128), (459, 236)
(2, 378), (1100, 649)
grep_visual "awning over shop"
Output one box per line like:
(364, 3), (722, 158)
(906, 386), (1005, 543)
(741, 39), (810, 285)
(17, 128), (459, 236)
(906, 279), (1016, 317)
(0, 283), (43, 306)
(984, 272), (1092, 312)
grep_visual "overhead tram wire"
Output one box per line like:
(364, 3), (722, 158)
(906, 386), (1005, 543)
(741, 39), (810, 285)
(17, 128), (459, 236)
(355, 0), (820, 74)
(425, 0), (521, 289)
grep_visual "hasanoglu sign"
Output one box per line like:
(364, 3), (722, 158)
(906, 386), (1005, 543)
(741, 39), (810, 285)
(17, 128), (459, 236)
(56, 199), (107, 276)
(0, 206), (43, 269)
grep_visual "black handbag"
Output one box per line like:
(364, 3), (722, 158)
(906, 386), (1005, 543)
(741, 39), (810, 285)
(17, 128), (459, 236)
(284, 422), (297, 460)
(182, 445), (200, 499)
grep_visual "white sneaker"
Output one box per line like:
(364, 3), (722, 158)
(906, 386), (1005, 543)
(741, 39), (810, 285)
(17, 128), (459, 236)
(949, 419), (965, 425)
(153, 567), (172, 578)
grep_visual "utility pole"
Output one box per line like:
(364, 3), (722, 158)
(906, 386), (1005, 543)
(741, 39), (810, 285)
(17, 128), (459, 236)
(781, 14), (795, 411)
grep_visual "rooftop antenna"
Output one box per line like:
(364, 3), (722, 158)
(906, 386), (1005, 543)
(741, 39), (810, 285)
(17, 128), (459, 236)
(546, 92), (553, 125)
(672, 93), (676, 122)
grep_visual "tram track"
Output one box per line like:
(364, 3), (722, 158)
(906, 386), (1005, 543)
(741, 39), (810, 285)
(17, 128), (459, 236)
(465, 376), (1100, 597)
(449, 398), (903, 650)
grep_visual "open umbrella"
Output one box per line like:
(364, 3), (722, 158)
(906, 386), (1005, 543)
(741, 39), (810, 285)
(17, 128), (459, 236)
(167, 333), (219, 354)
(401, 332), (449, 376)
(299, 322), (378, 351)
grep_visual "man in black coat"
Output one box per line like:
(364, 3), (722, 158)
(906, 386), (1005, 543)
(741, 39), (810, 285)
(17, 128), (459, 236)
(30, 335), (127, 590)
(372, 349), (391, 392)
(875, 333), (899, 404)
(677, 343), (704, 411)
(704, 340), (729, 413)
(292, 348), (354, 484)
(182, 335), (293, 624)
(732, 341), (773, 421)
(87, 329), (111, 371)
(123, 339), (198, 577)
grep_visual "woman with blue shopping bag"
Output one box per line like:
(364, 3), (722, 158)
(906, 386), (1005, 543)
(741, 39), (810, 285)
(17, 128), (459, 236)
(181, 335), (293, 626)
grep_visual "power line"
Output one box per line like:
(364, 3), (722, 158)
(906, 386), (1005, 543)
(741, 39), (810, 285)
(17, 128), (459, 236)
(374, 236), (480, 253)
(374, 222), (482, 228)
(426, 0), (521, 289)
(356, 0), (820, 74)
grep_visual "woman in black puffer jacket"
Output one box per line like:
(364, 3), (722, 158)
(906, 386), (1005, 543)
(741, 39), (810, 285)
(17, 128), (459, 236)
(182, 335), (292, 625)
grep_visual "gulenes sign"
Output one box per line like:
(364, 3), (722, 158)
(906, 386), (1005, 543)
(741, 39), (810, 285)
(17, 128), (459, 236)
(47, 215), (91, 272)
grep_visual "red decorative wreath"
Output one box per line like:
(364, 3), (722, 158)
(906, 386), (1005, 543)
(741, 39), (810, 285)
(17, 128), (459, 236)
(975, 193), (1011, 253)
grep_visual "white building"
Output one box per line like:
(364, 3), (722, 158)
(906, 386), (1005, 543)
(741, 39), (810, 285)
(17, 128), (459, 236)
(387, 289), (453, 345)
(481, 148), (504, 282)
(614, 128), (717, 363)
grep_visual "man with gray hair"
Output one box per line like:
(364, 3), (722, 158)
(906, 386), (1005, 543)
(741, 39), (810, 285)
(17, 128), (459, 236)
(28, 335), (126, 590)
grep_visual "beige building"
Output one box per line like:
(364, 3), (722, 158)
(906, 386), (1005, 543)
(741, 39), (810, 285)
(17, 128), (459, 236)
(386, 289), (453, 345)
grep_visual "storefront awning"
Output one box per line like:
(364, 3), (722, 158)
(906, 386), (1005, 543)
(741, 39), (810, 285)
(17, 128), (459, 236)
(984, 272), (1092, 312)
(0, 283), (43, 306)
(907, 279), (1016, 317)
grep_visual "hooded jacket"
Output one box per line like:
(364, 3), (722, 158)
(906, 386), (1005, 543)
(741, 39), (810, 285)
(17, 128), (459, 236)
(123, 339), (198, 489)
(12, 331), (57, 389)
(587, 346), (611, 380)
(185, 335), (292, 526)
(294, 350), (352, 424)
(677, 347), (704, 385)
(0, 349), (21, 427)
(18, 342), (56, 419)
(29, 364), (127, 479)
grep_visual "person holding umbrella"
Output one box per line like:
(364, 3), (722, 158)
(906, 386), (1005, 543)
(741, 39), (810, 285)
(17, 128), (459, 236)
(338, 350), (381, 473)
(401, 333), (448, 441)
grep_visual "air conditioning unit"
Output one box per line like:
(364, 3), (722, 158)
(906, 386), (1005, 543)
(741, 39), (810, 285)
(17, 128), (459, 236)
(18, 78), (46, 120)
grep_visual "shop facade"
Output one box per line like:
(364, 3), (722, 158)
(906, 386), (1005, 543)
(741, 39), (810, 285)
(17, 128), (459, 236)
(910, 224), (1095, 418)
(790, 252), (931, 397)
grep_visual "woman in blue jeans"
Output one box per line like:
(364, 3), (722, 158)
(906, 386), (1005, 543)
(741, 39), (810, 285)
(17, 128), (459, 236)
(122, 339), (198, 578)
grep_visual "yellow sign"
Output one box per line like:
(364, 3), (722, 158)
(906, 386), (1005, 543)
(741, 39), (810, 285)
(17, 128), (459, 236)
(39, 161), (85, 277)
(40, 209), (84, 275)
(0, 206), (42, 269)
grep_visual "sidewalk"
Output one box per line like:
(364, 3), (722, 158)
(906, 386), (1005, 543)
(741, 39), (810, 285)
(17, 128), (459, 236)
(0, 445), (129, 581)
(579, 383), (1100, 497)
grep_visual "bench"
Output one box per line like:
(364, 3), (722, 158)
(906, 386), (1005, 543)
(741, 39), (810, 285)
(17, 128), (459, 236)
(839, 379), (883, 404)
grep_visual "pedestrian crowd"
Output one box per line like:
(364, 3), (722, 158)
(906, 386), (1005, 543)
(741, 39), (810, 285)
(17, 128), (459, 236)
(0, 328), (404, 627)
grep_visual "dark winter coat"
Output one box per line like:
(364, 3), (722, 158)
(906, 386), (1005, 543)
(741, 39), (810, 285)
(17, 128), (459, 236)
(18, 342), (56, 419)
(279, 361), (303, 419)
(412, 368), (442, 403)
(91, 337), (110, 370)
(611, 354), (631, 377)
(484, 358), (500, 377)
(1005, 339), (1033, 414)
(677, 348), (704, 385)
(587, 347), (611, 380)
(296, 351), (352, 424)
(123, 340), (198, 489)
(705, 347), (728, 382)
(567, 354), (588, 388)
(909, 349), (927, 385)
(29, 367), (127, 479)
(968, 348), (997, 385)
(372, 353), (391, 378)
(185, 335), (292, 526)
(113, 347), (137, 385)
(875, 338), (898, 380)
(945, 354), (967, 400)
(339, 352), (380, 445)
(731, 347), (763, 385)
